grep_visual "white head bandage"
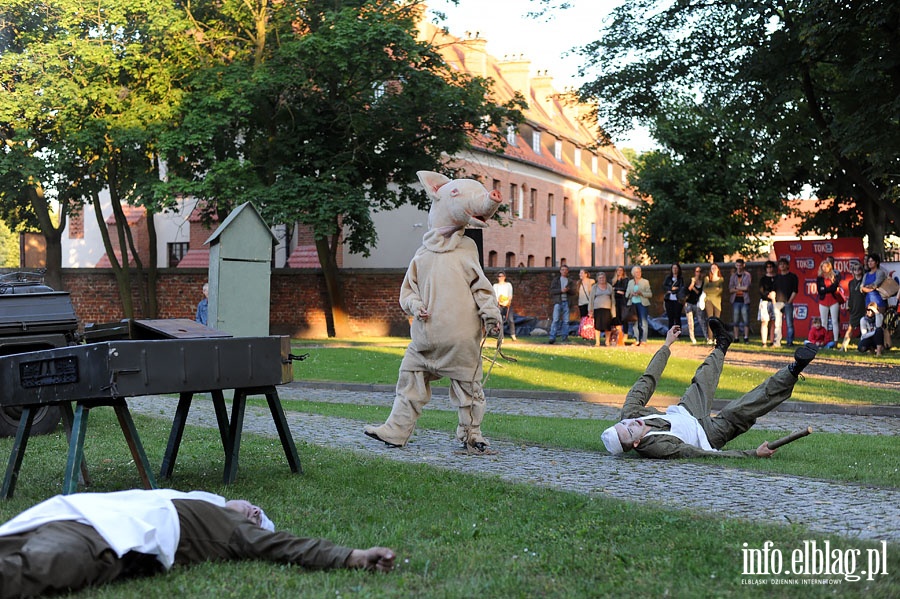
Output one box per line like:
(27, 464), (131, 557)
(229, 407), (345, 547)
(601, 426), (624, 455)
(259, 509), (275, 532)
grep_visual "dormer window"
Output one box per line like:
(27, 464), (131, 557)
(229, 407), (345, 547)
(532, 130), (542, 154)
(554, 140), (562, 161)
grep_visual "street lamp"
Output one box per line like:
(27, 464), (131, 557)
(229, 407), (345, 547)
(591, 222), (597, 267)
(623, 231), (629, 266)
(550, 214), (557, 267)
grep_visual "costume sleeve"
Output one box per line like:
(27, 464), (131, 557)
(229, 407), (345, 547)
(473, 272), (501, 327)
(638, 435), (756, 459)
(399, 259), (425, 317)
(230, 522), (354, 570)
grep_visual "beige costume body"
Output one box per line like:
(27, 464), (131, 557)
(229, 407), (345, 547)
(365, 172), (501, 448)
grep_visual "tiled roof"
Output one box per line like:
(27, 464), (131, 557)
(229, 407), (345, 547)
(176, 248), (210, 268)
(286, 245), (320, 268)
(104, 205), (146, 226)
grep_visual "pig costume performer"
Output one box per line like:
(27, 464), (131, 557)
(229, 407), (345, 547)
(364, 171), (502, 451)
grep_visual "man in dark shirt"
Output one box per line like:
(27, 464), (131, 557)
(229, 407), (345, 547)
(0, 490), (395, 598)
(773, 257), (800, 347)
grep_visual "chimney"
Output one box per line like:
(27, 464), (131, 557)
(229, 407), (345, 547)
(459, 31), (488, 78)
(531, 70), (555, 114)
(498, 55), (531, 98)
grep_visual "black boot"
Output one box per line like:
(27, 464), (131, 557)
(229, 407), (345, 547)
(707, 318), (734, 354)
(789, 343), (818, 377)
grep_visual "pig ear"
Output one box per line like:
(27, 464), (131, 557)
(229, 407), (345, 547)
(417, 171), (451, 200)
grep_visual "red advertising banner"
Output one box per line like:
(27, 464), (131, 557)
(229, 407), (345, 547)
(772, 238), (865, 341)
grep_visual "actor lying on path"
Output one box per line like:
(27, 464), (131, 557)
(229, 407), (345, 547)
(601, 318), (818, 459)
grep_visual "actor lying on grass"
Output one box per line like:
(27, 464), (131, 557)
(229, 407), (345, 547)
(601, 318), (818, 459)
(0, 489), (395, 598)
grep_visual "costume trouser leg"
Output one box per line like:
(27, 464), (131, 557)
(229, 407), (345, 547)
(364, 370), (437, 446)
(700, 368), (797, 449)
(449, 379), (489, 446)
(678, 349), (724, 419)
(0, 521), (127, 599)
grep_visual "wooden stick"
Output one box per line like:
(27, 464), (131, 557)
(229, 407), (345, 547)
(768, 427), (813, 450)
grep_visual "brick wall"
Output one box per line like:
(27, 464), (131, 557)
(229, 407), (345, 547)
(31, 263), (766, 338)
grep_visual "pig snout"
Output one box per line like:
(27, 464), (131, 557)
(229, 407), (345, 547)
(489, 190), (502, 203)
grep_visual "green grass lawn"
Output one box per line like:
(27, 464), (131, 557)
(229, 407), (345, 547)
(292, 337), (900, 406)
(1, 411), (896, 599)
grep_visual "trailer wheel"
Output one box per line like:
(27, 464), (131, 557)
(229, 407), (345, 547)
(0, 406), (61, 437)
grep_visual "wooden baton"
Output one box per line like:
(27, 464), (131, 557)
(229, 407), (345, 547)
(767, 427), (813, 450)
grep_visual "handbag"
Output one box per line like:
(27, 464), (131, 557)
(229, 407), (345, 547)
(697, 291), (707, 311)
(877, 276), (899, 299)
(623, 304), (639, 323)
(676, 285), (687, 303)
(579, 315), (595, 340)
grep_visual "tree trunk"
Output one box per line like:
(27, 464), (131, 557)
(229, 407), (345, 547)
(314, 234), (352, 338)
(91, 190), (134, 318)
(146, 211), (159, 318)
(26, 185), (64, 290)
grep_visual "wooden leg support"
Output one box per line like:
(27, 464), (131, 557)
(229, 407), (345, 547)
(1, 407), (35, 499)
(113, 399), (157, 490)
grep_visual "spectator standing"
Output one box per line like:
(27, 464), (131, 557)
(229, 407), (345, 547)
(492, 272), (516, 341)
(589, 271), (616, 347)
(195, 282), (209, 326)
(576, 269), (596, 318)
(841, 261), (866, 351)
(858, 302), (885, 356)
(860, 253), (888, 313)
(662, 264), (686, 331)
(807, 316), (836, 349)
(729, 258), (752, 342)
(548, 265), (576, 344)
(773, 257), (799, 347)
(758, 261), (777, 347)
(625, 266), (652, 346)
(611, 266), (629, 345)
(683, 266), (707, 344)
(703, 263), (725, 344)
(815, 259), (842, 345)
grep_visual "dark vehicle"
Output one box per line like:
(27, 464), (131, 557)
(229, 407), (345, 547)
(0, 271), (79, 436)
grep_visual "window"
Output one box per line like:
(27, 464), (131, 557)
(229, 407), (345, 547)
(527, 254), (535, 267)
(591, 155), (598, 174)
(529, 189), (537, 220)
(506, 125), (517, 146)
(516, 185), (524, 218)
(509, 183), (518, 219)
(547, 193), (554, 224)
(492, 179), (501, 193)
(532, 130), (542, 154)
(554, 140), (562, 161)
(622, 168), (628, 184)
(562, 196), (569, 227)
(488, 250), (498, 267)
(505, 252), (516, 267)
(607, 161), (614, 180)
(167, 242), (190, 267)
(574, 147), (582, 168)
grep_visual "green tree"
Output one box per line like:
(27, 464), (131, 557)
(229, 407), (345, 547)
(162, 0), (524, 336)
(575, 0), (899, 256)
(621, 98), (794, 263)
(0, 0), (190, 313)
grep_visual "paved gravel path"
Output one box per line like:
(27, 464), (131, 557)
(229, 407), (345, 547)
(128, 384), (899, 543)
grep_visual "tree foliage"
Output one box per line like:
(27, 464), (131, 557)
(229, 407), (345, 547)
(162, 0), (524, 335)
(575, 0), (899, 259)
(0, 0), (191, 309)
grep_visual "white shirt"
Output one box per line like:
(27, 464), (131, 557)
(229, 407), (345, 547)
(643, 405), (717, 452)
(0, 489), (225, 569)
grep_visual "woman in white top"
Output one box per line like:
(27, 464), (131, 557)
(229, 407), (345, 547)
(577, 269), (596, 319)
(589, 271), (616, 346)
